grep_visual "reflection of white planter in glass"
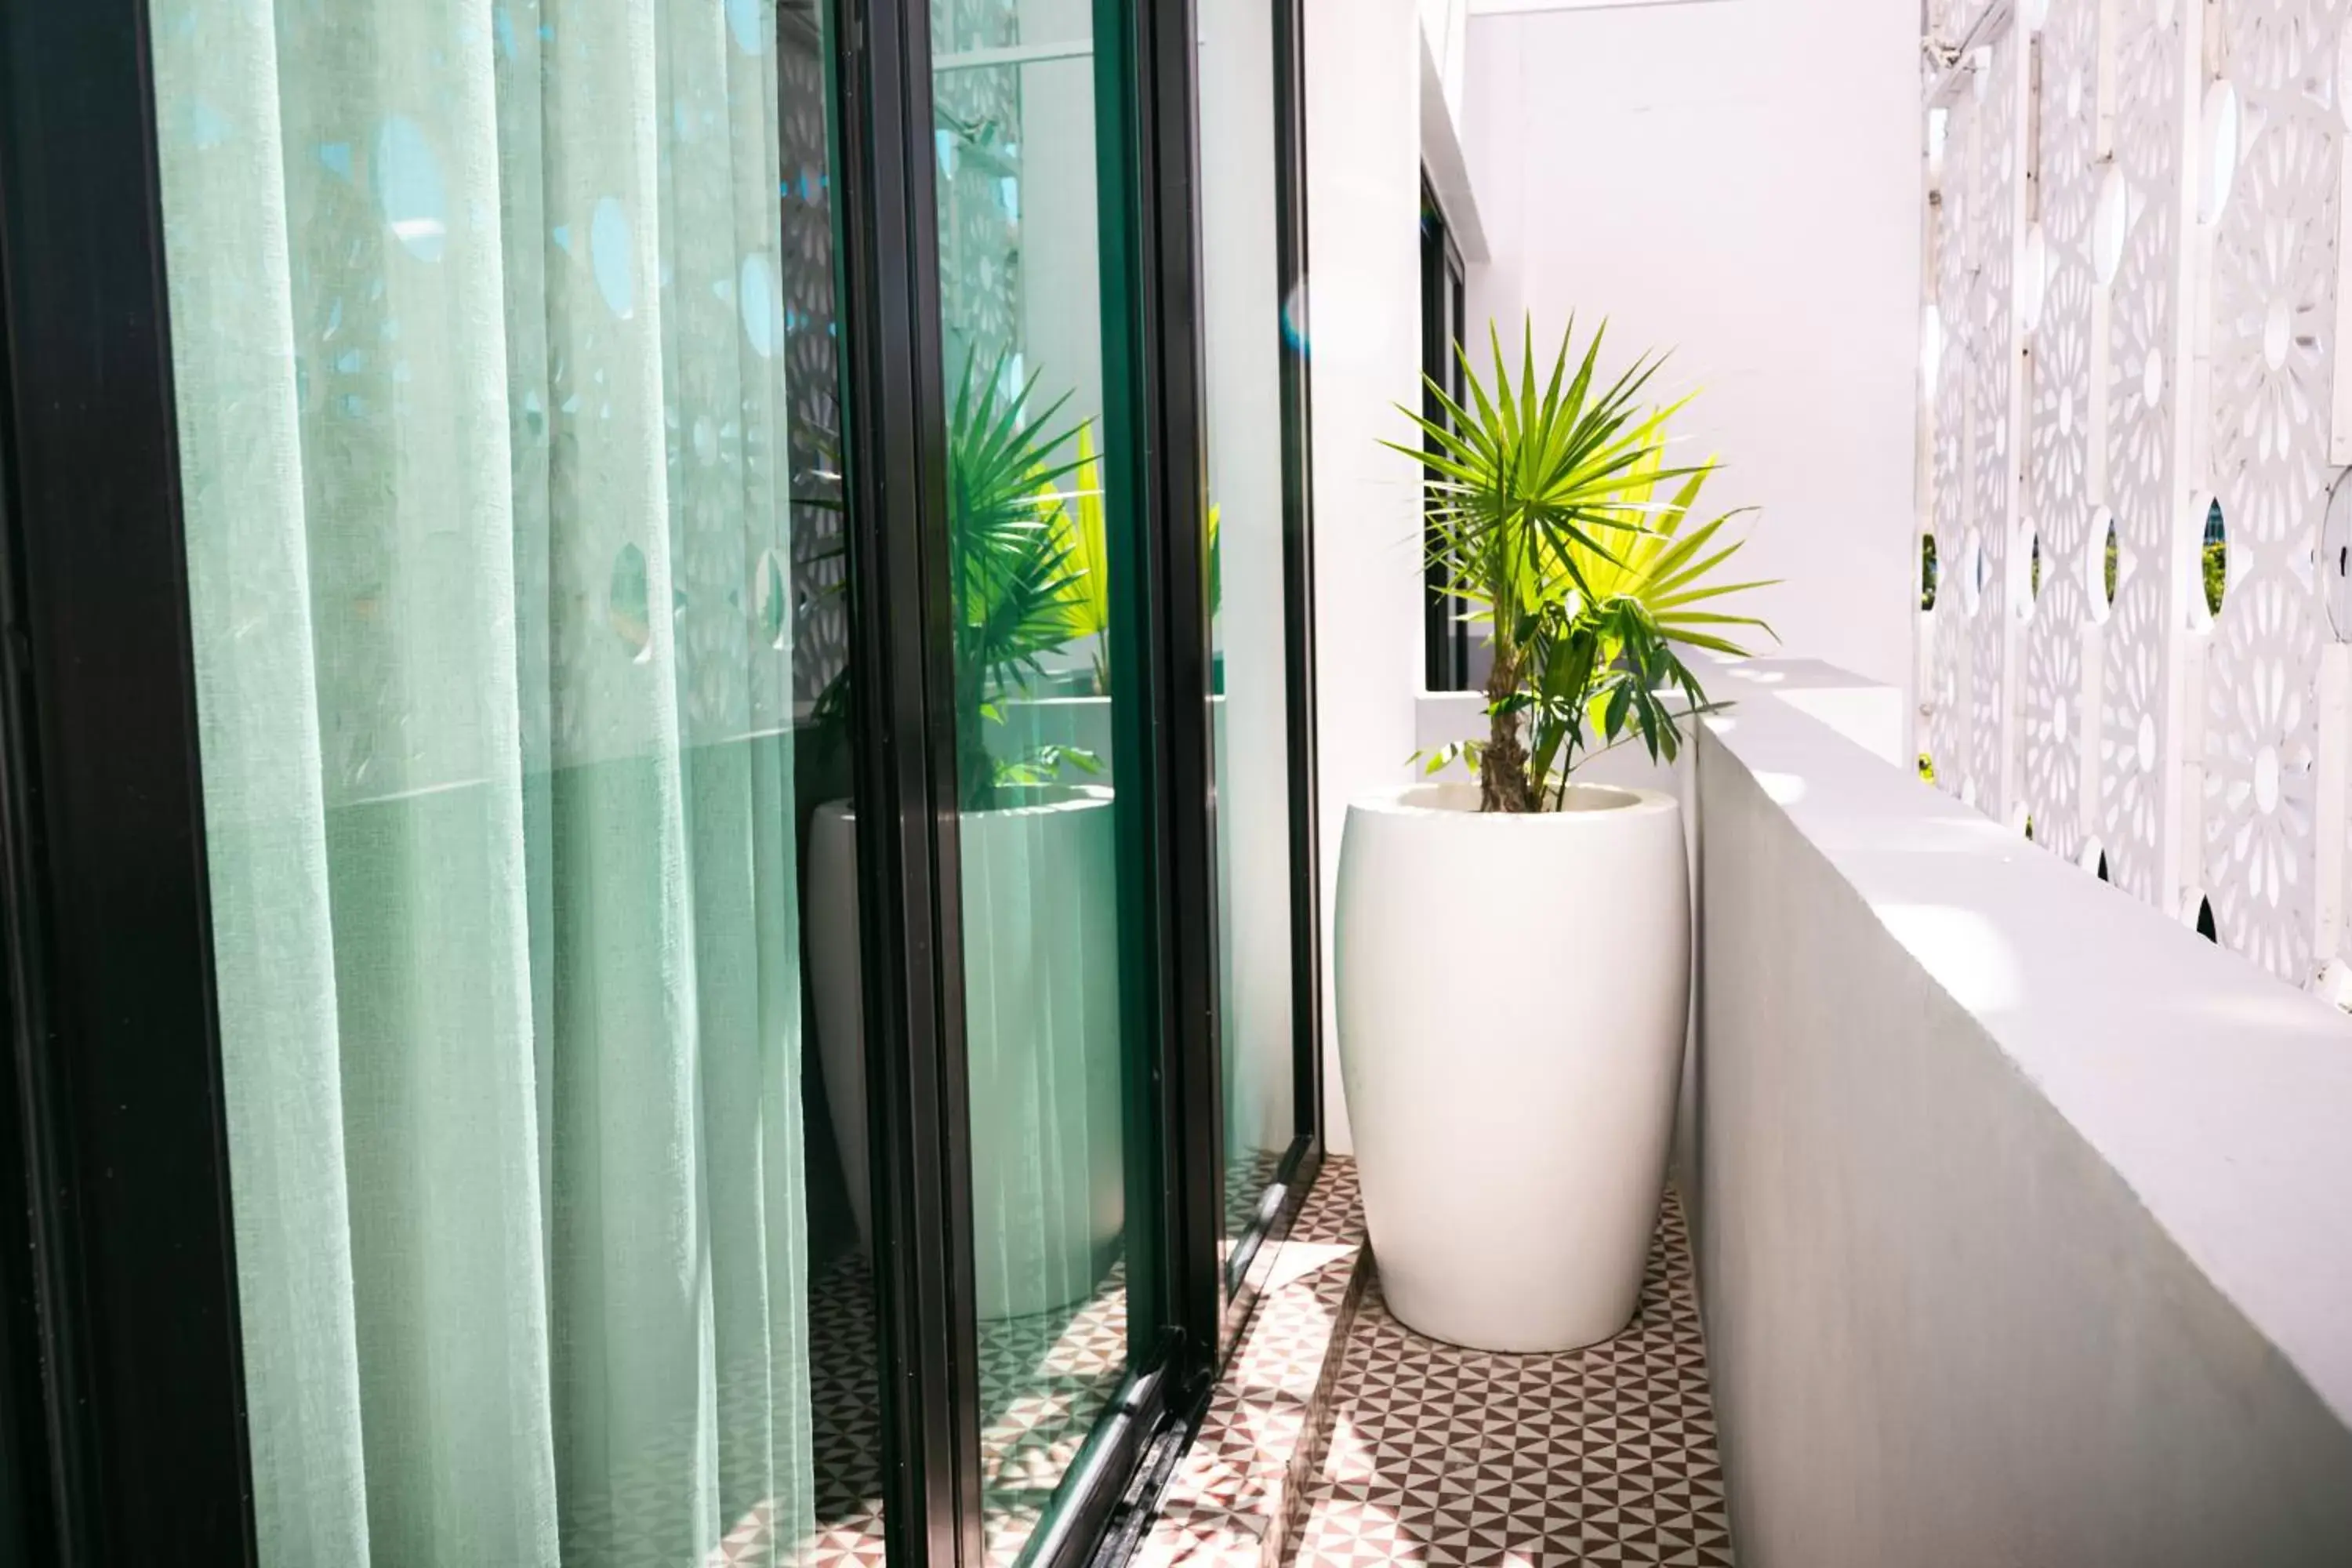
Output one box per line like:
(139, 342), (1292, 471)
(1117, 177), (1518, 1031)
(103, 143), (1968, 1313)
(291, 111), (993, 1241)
(1000, 689), (1296, 1189)
(1335, 782), (1690, 1353)
(808, 787), (1124, 1320)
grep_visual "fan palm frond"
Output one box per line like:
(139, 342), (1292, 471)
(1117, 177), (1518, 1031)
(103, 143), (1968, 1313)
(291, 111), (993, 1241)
(1396, 318), (1777, 809)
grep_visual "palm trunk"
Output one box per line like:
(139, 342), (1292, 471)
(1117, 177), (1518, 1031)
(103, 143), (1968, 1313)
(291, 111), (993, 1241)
(1481, 645), (1537, 814)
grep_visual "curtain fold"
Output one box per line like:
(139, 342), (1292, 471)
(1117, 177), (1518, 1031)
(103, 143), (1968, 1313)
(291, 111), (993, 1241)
(152, 1), (815, 1563)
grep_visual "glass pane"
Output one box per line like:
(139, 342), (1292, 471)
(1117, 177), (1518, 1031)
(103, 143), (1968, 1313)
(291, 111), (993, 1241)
(147, 2), (884, 1564)
(1199, 0), (1301, 1281)
(926, 2), (1134, 1561)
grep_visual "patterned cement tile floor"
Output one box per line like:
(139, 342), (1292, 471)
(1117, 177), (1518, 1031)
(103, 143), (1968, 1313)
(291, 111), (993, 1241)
(796, 1144), (1293, 1568)
(800, 1250), (1127, 1568)
(1287, 1192), (1733, 1568)
(1139, 1158), (1371, 1568)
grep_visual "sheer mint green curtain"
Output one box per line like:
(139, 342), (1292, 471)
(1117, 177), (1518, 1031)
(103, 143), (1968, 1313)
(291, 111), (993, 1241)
(151, 2), (814, 1564)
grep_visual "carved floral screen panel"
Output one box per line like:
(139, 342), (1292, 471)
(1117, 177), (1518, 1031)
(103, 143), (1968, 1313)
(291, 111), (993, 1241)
(1918, 0), (2352, 993)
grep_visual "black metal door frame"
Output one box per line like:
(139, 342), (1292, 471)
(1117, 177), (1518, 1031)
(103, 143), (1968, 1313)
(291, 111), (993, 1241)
(0, 5), (257, 1562)
(829, 2), (987, 1564)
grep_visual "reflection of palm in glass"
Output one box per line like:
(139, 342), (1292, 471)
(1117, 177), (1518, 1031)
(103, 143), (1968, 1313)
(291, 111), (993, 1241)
(804, 344), (1127, 1323)
(1038, 427), (1224, 699)
(938, 350), (1127, 1334)
(943, 354), (1102, 806)
(804, 343), (1225, 791)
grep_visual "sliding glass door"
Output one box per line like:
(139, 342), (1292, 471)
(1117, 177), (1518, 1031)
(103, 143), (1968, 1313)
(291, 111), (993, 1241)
(924, 3), (1150, 1559)
(0, 3), (1320, 1566)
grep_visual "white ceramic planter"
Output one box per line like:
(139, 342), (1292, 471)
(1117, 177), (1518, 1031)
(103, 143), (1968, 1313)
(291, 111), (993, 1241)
(1335, 781), (1690, 1352)
(808, 787), (1124, 1320)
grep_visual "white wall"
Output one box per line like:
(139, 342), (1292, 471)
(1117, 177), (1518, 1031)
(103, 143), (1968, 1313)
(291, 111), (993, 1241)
(1305, 0), (1426, 1152)
(1460, 0), (1922, 697)
(1418, 0), (1468, 125)
(1013, 0), (1100, 434)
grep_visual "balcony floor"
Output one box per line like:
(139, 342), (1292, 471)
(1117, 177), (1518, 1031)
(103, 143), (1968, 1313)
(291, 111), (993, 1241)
(1286, 1189), (1733, 1568)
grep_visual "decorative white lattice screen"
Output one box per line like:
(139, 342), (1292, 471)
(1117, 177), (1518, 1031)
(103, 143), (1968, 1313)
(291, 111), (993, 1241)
(1918, 0), (2352, 996)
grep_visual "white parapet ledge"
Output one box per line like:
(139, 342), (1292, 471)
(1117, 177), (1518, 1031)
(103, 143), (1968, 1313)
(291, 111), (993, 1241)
(1700, 655), (2352, 1433)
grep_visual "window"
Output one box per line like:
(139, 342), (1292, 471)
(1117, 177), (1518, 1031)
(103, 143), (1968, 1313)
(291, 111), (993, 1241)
(1421, 176), (1472, 694)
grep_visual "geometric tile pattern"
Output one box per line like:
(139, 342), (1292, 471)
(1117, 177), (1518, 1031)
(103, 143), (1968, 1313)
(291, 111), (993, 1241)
(763, 1151), (1305, 1568)
(739, 1160), (1732, 1568)
(1142, 1163), (1732, 1568)
(789, 1247), (1131, 1568)
(1287, 1189), (1730, 1568)
(1142, 1158), (1370, 1568)
(976, 1267), (1131, 1566)
(1225, 1144), (1295, 1258)
(800, 1250), (890, 1568)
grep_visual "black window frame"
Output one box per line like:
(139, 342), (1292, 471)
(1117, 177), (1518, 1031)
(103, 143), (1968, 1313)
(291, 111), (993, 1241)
(1421, 174), (1471, 695)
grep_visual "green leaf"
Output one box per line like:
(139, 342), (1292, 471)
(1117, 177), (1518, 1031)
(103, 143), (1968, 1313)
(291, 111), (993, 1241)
(1393, 316), (1777, 807)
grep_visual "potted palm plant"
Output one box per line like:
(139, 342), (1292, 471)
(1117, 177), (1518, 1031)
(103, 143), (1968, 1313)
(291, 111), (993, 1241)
(1336, 320), (1769, 1352)
(808, 357), (1123, 1322)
